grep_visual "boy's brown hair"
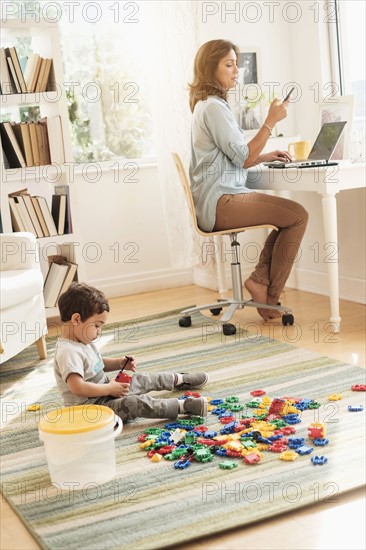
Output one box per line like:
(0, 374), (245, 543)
(58, 282), (110, 322)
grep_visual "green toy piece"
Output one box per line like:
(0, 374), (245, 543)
(219, 461), (238, 469)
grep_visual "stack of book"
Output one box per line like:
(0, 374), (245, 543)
(0, 116), (65, 169)
(8, 187), (71, 237)
(43, 255), (78, 308)
(0, 47), (53, 95)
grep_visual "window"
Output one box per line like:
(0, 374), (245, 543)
(4, 0), (156, 162)
(330, 0), (365, 159)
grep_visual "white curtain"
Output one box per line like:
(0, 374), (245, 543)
(143, 0), (205, 269)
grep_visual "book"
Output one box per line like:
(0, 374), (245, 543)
(39, 116), (65, 164)
(23, 53), (39, 92)
(5, 47), (27, 93)
(54, 184), (72, 233)
(31, 196), (50, 237)
(34, 196), (58, 236)
(36, 58), (52, 92)
(11, 122), (34, 167)
(8, 196), (26, 232)
(43, 261), (70, 307)
(28, 122), (40, 166)
(6, 56), (21, 93)
(21, 193), (44, 237)
(0, 47), (13, 94)
(28, 55), (42, 93)
(35, 123), (46, 165)
(0, 122), (26, 168)
(59, 261), (78, 295)
(10, 195), (36, 234)
(51, 194), (67, 235)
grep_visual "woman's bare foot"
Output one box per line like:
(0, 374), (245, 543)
(244, 278), (282, 321)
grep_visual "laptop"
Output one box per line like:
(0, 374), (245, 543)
(264, 121), (347, 168)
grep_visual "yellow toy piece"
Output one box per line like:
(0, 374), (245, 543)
(328, 394), (342, 401)
(140, 439), (156, 449)
(282, 404), (299, 415)
(225, 441), (244, 452)
(242, 448), (263, 458)
(280, 451), (298, 461)
(151, 453), (163, 462)
(257, 443), (269, 451)
(27, 403), (42, 411)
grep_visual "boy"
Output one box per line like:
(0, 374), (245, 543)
(54, 282), (208, 422)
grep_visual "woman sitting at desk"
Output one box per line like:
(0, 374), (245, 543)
(189, 39), (308, 321)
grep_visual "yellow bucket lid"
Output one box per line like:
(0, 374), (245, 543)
(38, 405), (115, 434)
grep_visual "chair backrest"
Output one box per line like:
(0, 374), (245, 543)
(172, 152), (206, 236)
(172, 152), (278, 237)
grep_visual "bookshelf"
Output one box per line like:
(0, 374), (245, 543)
(0, 18), (82, 318)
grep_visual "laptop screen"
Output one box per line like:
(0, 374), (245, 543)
(308, 121), (347, 160)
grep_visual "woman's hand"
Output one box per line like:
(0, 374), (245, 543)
(108, 380), (130, 397)
(259, 150), (292, 164)
(265, 98), (289, 127)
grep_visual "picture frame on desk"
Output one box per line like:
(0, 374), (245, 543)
(317, 95), (354, 159)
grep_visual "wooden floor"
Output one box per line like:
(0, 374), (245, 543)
(1, 286), (365, 550)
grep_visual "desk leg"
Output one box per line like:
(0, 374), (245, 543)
(321, 193), (341, 333)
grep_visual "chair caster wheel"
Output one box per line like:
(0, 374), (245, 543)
(210, 307), (222, 316)
(179, 316), (192, 328)
(222, 323), (236, 336)
(282, 314), (294, 326)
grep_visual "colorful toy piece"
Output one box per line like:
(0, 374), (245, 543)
(296, 445), (313, 455)
(328, 393), (342, 401)
(280, 451), (298, 461)
(219, 460), (238, 469)
(174, 459), (191, 469)
(250, 390), (266, 397)
(348, 405), (364, 412)
(27, 403), (42, 411)
(311, 455), (328, 465)
(151, 453), (163, 462)
(308, 422), (326, 439)
(313, 438), (329, 446)
(243, 452), (262, 464)
(351, 384), (366, 392)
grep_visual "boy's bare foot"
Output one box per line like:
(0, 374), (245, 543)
(244, 278), (282, 321)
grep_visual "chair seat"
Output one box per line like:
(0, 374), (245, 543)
(0, 269), (44, 309)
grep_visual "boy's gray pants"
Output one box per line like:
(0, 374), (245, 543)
(92, 372), (179, 422)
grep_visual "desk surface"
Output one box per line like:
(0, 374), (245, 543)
(247, 161), (365, 194)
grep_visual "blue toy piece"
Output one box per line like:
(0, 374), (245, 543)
(267, 434), (283, 442)
(203, 430), (217, 439)
(282, 414), (301, 424)
(210, 399), (224, 405)
(296, 445), (313, 455)
(288, 437), (306, 449)
(220, 421), (238, 435)
(313, 438), (330, 446)
(311, 455), (328, 465)
(215, 448), (228, 456)
(212, 407), (226, 415)
(174, 459), (191, 469)
(348, 405), (364, 412)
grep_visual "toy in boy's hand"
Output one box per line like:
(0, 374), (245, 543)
(115, 356), (133, 383)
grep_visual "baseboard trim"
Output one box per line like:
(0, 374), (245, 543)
(193, 265), (366, 305)
(89, 268), (193, 298)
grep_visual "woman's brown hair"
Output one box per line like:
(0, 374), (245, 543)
(188, 39), (239, 112)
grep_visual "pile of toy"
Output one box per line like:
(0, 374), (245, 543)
(137, 385), (365, 470)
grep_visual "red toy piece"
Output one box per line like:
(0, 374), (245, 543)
(220, 416), (235, 424)
(226, 450), (242, 458)
(185, 391), (202, 398)
(351, 384), (366, 392)
(268, 398), (285, 415)
(307, 422), (326, 439)
(244, 452), (261, 464)
(115, 370), (132, 383)
(250, 390), (266, 397)
(197, 438), (217, 446)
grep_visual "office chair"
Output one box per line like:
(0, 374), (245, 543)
(172, 152), (294, 335)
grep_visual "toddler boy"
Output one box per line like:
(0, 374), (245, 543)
(54, 282), (208, 422)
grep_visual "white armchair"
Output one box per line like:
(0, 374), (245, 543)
(0, 232), (47, 364)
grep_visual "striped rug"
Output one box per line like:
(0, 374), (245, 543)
(1, 309), (365, 550)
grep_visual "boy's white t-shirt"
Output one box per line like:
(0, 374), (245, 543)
(54, 338), (109, 405)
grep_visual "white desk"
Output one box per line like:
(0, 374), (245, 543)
(245, 161), (365, 332)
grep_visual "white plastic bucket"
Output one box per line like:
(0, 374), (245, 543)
(38, 404), (123, 490)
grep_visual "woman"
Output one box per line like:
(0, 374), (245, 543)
(189, 39), (308, 321)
